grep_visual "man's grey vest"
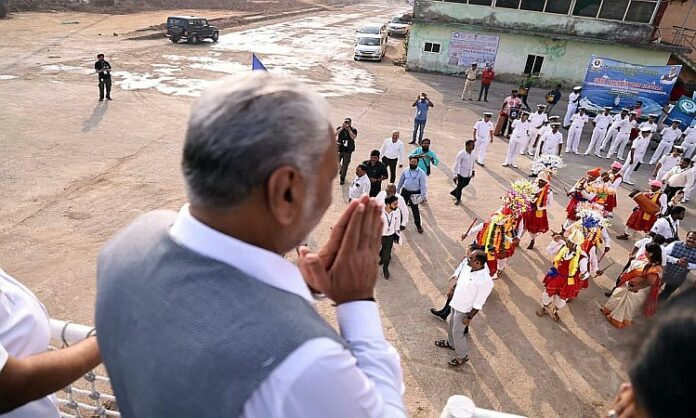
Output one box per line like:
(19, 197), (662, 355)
(663, 241), (696, 286)
(95, 210), (347, 417)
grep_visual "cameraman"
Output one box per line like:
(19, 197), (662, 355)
(94, 53), (112, 101)
(335, 118), (358, 185)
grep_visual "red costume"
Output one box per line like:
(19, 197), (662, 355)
(626, 192), (663, 233)
(542, 251), (587, 300)
(525, 184), (551, 234)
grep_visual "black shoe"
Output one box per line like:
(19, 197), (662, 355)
(454, 200), (460, 205)
(417, 226), (424, 233)
(379, 259), (384, 265)
(408, 141), (416, 144)
(106, 96), (112, 100)
(605, 290), (613, 297)
(429, 308), (448, 319)
(99, 98), (104, 101)
(383, 269), (390, 279)
(339, 178), (345, 185)
(399, 225), (406, 231)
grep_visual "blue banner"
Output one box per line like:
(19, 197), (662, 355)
(666, 96), (696, 130)
(579, 56), (681, 116)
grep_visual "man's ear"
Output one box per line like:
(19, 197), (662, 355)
(266, 166), (304, 226)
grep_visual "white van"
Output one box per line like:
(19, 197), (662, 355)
(354, 34), (386, 62)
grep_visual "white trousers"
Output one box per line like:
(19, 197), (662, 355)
(600, 127), (618, 151)
(682, 142), (696, 159)
(649, 141), (674, 164)
(585, 127), (607, 154)
(563, 104), (577, 127)
(620, 158), (641, 182)
(475, 137), (490, 164)
(566, 126), (583, 153)
(607, 133), (629, 159)
(523, 128), (539, 154)
(461, 79), (475, 100)
(504, 138), (527, 165)
(542, 292), (567, 310)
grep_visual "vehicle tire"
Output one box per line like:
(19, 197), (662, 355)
(188, 34), (198, 44)
(170, 36), (179, 43)
(212, 32), (219, 42)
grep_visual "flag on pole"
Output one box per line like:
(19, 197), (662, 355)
(252, 54), (267, 71)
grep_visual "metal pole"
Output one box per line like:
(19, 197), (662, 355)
(680, 0), (696, 29)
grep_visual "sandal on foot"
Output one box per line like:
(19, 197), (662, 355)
(536, 307), (547, 317)
(435, 339), (455, 350)
(448, 356), (469, 367)
(552, 312), (561, 322)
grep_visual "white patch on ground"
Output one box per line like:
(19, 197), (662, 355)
(112, 71), (209, 97)
(41, 64), (93, 75)
(151, 64), (182, 76)
(0, 75), (19, 80)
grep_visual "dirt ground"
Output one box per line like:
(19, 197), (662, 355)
(1, 2), (694, 417)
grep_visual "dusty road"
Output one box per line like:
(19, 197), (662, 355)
(1, 2), (693, 416)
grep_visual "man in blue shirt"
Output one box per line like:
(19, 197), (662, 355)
(397, 156), (428, 233)
(409, 138), (439, 176)
(411, 93), (434, 145)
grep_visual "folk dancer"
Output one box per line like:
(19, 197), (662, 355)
(536, 226), (588, 322)
(528, 116), (560, 160)
(465, 207), (525, 280)
(598, 108), (628, 154)
(564, 168), (601, 228)
(502, 111), (530, 168)
(585, 106), (613, 156)
(524, 170), (554, 249)
(599, 162), (623, 214)
(649, 120), (683, 164)
(606, 110), (633, 160)
(473, 112), (495, 166)
(577, 203), (612, 280)
(602, 243), (663, 328)
(565, 107), (589, 154)
(615, 180), (668, 240)
(619, 126), (652, 185)
(524, 105), (548, 155)
(562, 86), (582, 129)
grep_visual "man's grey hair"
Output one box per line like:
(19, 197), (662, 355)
(182, 72), (331, 209)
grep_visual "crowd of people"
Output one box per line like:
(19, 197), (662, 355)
(3, 71), (696, 418)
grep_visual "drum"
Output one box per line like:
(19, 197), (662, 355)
(633, 193), (660, 216)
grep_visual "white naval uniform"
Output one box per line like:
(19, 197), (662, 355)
(563, 92), (580, 127)
(539, 130), (563, 156)
(681, 127), (696, 159)
(620, 135), (650, 183)
(600, 114), (623, 152)
(637, 121), (658, 163)
(586, 113), (612, 155)
(655, 154), (681, 181)
(529, 124), (552, 158)
(607, 117), (632, 159)
(525, 111), (547, 155)
(650, 127), (683, 164)
(566, 113), (589, 153)
(473, 119), (495, 164)
(504, 119), (530, 166)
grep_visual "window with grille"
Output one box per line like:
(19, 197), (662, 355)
(423, 42), (442, 53)
(524, 55), (544, 76)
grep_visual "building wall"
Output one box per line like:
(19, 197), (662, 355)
(406, 22), (672, 84)
(414, 0), (655, 46)
(659, 0), (696, 63)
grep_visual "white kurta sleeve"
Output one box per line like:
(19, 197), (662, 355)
(466, 222), (484, 238)
(545, 240), (564, 256)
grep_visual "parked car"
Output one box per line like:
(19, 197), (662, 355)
(166, 16), (219, 44)
(387, 16), (411, 36)
(356, 23), (388, 45)
(354, 34), (386, 62)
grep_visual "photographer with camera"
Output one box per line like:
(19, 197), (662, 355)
(335, 118), (358, 185)
(411, 93), (434, 145)
(94, 53), (112, 101)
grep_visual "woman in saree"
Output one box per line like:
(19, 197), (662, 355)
(602, 242), (663, 329)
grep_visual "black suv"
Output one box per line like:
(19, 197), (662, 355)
(166, 16), (219, 44)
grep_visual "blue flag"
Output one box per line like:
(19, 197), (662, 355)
(252, 54), (267, 71)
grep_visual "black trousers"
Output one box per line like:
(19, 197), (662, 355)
(520, 93), (530, 109)
(369, 181), (382, 197)
(99, 77), (112, 99)
(664, 185), (684, 201)
(400, 189), (422, 229)
(659, 276), (688, 301)
(450, 175), (471, 201)
(338, 151), (352, 181)
(380, 234), (396, 273)
(478, 84), (490, 101)
(382, 157), (398, 183)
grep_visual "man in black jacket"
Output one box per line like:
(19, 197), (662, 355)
(336, 118), (358, 184)
(94, 53), (112, 101)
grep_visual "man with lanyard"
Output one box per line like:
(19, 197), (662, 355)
(562, 86), (582, 129)
(651, 205), (685, 244)
(460, 63), (480, 101)
(379, 130), (405, 183)
(379, 196), (403, 280)
(450, 140), (476, 205)
(434, 250), (494, 367)
(525, 104), (548, 156)
(409, 138), (439, 176)
(94, 53), (113, 101)
(397, 156), (428, 233)
(376, 184), (409, 230)
(502, 111), (530, 168)
(477, 64), (495, 102)
(662, 157), (694, 200)
(599, 108), (628, 155)
(681, 124), (696, 159)
(650, 120), (683, 165)
(585, 106), (613, 156)
(565, 107), (589, 154)
(619, 126), (652, 186)
(411, 93), (434, 145)
(616, 180), (668, 240)
(473, 112), (495, 166)
(362, 150), (389, 197)
(348, 164), (370, 202)
(335, 117), (358, 185)
(661, 231), (696, 301)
